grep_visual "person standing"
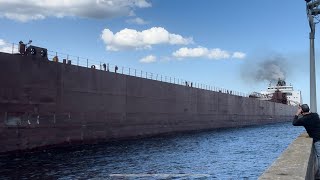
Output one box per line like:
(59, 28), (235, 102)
(293, 104), (320, 178)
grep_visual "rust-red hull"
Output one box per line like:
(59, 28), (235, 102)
(0, 52), (296, 154)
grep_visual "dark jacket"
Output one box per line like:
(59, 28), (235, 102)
(293, 113), (320, 142)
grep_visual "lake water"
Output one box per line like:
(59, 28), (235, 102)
(0, 122), (304, 180)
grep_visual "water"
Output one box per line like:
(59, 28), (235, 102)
(0, 122), (304, 180)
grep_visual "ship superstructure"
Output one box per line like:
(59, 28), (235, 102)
(260, 79), (302, 105)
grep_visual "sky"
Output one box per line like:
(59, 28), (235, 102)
(0, 0), (318, 109)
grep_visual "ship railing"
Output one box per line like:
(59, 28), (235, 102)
(2, 41), (249, 97)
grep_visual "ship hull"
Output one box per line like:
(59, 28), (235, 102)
(0, 52), (296, 154)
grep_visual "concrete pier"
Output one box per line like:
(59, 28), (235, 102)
(259, 132), (317, 180)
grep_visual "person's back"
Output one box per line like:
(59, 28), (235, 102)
(293, 112), (320, 142)
(293, 104), (320, 179)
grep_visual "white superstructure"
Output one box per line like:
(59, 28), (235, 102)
(260, 79), (302, 105)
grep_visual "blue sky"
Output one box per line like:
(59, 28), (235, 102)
(0, 0), (317, 108)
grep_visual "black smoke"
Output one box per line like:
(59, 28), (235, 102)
(241, 55), (288, 83)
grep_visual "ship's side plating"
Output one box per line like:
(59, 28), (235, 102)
(0, 52), (296, 154)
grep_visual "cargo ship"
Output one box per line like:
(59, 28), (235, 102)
(0, 42), (297, 154)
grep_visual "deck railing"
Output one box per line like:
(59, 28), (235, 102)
(1, 41), (249, 97)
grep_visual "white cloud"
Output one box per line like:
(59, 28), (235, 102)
(0, 39), (18, 53)
(173, 46), (246, 60)
(0, 39), (5, 46)
(140, 55), (156, 63)
(101, 27), (193, 51)
(172, 47), (208, 58)
(0, 46), (15, 53)
(0, 0), (152, 22)
(168, 34), (193, 45)
(126, 17), (148, 25)
(232, 51), (246, 59)
(133, 0), (152, 8)
(208, 48), (230, 59)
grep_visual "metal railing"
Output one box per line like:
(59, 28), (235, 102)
(1, 42), (249, 97)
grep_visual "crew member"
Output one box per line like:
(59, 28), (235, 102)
(103, 63), (106, 71)
(293, 104), (320, 177)
(115, 65), (118, 73)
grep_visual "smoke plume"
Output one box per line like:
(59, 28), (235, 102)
(242, 55), (288, 83)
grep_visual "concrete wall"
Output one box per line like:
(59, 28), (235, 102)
(0, 53), (297, 153)
(259, 132), (317, 180)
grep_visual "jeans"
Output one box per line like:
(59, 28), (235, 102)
(314, 141), (320, 177)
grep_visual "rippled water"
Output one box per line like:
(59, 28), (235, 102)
(0, 122), (304, 180)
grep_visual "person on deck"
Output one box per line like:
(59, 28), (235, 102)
(293, 104), (320, 178)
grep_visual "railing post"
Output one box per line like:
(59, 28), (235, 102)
(135, 69), (136, 76)
(87, 59), (88, 68)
